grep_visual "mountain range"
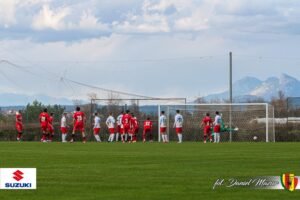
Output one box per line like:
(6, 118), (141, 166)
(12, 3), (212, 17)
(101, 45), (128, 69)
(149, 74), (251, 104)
(204, 73), (300, 102)
(0, 73), (300, 106)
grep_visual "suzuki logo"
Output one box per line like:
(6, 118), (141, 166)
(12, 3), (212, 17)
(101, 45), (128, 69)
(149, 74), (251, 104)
(13, 170), (24, 181)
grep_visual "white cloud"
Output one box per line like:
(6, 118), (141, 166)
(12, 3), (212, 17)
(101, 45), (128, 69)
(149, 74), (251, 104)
(0, 0), (18, 28)
(32, 4), (70, 30)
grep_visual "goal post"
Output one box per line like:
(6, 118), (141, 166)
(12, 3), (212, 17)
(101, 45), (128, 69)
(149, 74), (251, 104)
(158, 103), (275, 142)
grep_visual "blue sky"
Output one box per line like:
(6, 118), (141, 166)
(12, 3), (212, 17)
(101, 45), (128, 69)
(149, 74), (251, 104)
(0, 0), (300, 100)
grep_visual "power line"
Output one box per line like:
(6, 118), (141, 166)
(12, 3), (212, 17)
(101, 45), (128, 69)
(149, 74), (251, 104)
(0, 59), (156, 99)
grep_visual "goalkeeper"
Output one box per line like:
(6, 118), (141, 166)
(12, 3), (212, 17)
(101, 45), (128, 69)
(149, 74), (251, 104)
(211, 115), (238, 140)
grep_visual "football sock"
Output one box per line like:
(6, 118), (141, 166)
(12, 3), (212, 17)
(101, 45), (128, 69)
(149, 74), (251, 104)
(94, 134), (101, 142)
(178, 134), (182, 143)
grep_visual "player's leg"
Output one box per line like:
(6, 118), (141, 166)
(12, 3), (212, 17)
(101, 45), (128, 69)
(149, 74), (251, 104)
(217, 133), (220, 143)
(176, 128), (183, 143)
(71, 125), (76, 143)
(116, 127), (119, 142)
(81, 129), (87, 143)
(41, 126), (48, 142)
(49, 127), (54, 142)
(142, 130), (146, 142)
(203, 133), (207, 143)
(93, 128), (101, 142)
(16, 124), (22, 141)
(149, 130), (153, 142)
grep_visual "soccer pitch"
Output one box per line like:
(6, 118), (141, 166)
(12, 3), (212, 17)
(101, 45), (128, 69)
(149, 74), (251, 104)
(0, 142), (299, 200)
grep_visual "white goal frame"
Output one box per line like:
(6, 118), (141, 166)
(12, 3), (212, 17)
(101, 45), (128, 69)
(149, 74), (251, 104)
(157, 103), (275, 143)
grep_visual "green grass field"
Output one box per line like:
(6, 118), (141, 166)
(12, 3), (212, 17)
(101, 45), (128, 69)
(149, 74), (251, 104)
(0, 142), (299, 200)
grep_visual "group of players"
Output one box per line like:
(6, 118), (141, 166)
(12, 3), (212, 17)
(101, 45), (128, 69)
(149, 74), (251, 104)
(15, 107), (223, 143)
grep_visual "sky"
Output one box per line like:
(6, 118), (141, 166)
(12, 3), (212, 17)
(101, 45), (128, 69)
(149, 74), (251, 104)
(0, 0), (300, 101)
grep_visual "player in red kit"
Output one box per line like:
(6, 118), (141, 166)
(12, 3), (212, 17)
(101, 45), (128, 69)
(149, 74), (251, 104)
(121, 110), (132, 143)
(200, 113), (213, 143)
(48, 113), (54, 142)
(130, 113), (139, 143)
(15, 110), (23, 141)
(143, 117), (153, 143)
(71, 106), (86, 143)
(39, 108), (50, 142)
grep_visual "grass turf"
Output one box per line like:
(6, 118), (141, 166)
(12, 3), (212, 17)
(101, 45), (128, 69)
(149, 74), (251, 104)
(0, 142), (299, 200)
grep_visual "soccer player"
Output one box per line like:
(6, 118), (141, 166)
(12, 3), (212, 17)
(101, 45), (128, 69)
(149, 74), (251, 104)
(173, 110), (183, 143)
(122, 110), (132, 143)
(48, 113), (54, 142)
(15, 110), (23, 141)
(214, 111), (222, 143)
(200, 113), (213, 143)
(71, 106), (87, 143)
(143, 117), (153, 142)
(93, 112), (101, 142)
(116, 111), (124, 142)
(60, 112), (68, 142)
(39, 108), (50, 142)
(130, 113), (139, 143)
(159, 111), (168, 143)
(106, 113), (115, 142)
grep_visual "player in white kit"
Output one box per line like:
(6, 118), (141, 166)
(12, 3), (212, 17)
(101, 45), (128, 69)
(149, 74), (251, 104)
(159, 111), (168, 143)
(60, 112), (68, 142)
(106, 113), (116, 142)
(173, 110), (183, 143)
(116, 111), (124, 142)
(93, 113), (101, 142)
(213, 111), (222, 143)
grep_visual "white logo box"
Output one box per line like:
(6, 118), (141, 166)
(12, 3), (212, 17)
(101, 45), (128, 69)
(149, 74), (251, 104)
(0, 168), (36, 190)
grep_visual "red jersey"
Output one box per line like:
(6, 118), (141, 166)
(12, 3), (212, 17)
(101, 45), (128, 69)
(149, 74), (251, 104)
(73, 111), (85, 125)
(39, 112), (49, 126)
(48, 116), (53, 125)
(122, 114), (132, 128)
(202, 116), (212, 126)
(16, 113), (22, 125)
(143, 120), (152, 130)
(131, 117), (139, 129)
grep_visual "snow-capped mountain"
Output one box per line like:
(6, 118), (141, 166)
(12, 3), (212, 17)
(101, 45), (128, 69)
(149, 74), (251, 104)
(204, 74), (300, 102)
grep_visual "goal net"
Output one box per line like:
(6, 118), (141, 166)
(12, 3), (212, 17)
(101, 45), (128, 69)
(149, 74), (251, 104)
(158, 103), (275, 142)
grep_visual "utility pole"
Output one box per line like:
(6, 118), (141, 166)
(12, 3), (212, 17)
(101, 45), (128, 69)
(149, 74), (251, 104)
(229, 52), (233, 142)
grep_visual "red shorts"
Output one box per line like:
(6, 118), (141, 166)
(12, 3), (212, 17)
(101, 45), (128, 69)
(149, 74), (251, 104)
(109, 128), (115, 134)
(144, 129), (151, 134)
(214, 125), (221, 133)
(160, 127), (166, 133)
(123, 125), (130, 133)
(48, 125), (54, 134)
(41, 124), (47, 132)
(16, 123), (23, 133)
(117, 125), (123, 133)
(204, 126), (211, 135)
(93, 128), (100, 135)
(74, 123), (84, 132)
(176, 127), (182, 134)
(61, 127), (67, 134)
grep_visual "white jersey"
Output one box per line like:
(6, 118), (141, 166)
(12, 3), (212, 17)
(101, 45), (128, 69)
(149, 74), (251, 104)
(106, 116), (115, 129)
(61, 116), (67, 127)
(174, 114), (183, 128)
(214, 115), (222, 125)
(117, 114), (123, 126)
(94, 116), (101, 128)
(159, 115), (167, 128)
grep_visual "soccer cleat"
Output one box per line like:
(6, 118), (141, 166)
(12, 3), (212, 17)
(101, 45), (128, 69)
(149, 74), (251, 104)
(70, 139), (74, 143)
